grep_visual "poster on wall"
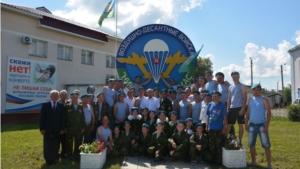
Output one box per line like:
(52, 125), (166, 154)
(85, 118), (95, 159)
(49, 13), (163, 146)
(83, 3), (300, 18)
(5, 56), (57, 113)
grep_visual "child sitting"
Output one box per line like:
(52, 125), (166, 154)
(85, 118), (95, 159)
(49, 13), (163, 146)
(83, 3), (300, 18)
(169, 111), (178, 135)
(147, 122), (168, 161)
(133, 123), (151, 156)
(147, 110), (157, 135)
(120, 121), (136, 156)
(128, 107), (142, 140)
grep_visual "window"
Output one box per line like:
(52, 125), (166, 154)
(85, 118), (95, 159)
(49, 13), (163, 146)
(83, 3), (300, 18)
(106, 75), (115, 84)
(106, 55), (115, 68)
(57, 45), (72, 60)
(29, 39), (47, 57)
(81, 50), (94, 65)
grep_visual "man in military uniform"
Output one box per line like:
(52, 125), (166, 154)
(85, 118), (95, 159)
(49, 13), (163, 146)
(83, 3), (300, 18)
(65, 92), (85, 161)
(147, 122), (168, 161)
(121, 121), (136, 156)
(157, 110), (171, 137)
(169, 111), (178, 135)
(128, 107), (142, 140)
(190, 123), (212, 164)
(133, 123), (152, 156)
(168, 121), (189, 161)
(159, 89), (173, 118)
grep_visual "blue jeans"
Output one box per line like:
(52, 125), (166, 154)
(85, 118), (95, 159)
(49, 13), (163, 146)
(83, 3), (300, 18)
(248, 123), (271, 148)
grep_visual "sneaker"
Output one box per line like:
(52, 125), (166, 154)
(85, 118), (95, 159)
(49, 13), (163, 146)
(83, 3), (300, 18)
(191, 160), (197, 164)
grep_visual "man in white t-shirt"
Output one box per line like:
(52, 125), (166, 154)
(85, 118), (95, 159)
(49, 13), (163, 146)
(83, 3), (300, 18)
(124, 88), (136, 111)
(140, 88), (160, 112)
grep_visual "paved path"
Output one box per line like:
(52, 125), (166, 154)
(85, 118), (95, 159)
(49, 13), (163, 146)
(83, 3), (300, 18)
(121, 156), (210, 169)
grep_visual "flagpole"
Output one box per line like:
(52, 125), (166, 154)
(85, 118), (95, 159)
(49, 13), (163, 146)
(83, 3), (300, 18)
(114, 0), (118, 79)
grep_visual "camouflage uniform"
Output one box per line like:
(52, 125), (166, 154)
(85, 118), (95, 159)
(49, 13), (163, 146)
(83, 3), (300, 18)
(208, 130), (223, 163)
(65, 103), (85, 160)
(190, 132), (212, 162)
(130, 119), (142, 140)
(120, 131), (136, 156)
(168, 121), (178, 137)
(133, 133), (151, 156)
(146, 120), (157, 136)
(147, 131), (168, 161)
(167, 131), (189, 160)
(112, 133), (122, 156)
(162, 121), (171, 138)
(159, 98), (173, 118)
(92, 101), (111, 127)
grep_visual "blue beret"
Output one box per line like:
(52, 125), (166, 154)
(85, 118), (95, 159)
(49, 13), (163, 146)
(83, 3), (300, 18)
(160, 88), (167, 93)
(129, 87), (135, 90)
(205, 70), (212, 75)
(131, 107), (139, 111)
(185, 118), (193, 123)
(177, 120), (185, 125)
(96, 92), (104, 97)
(169, 111), (178, 116)
(88, 94), (94, 98)
(141, 107), (149, 112)
(251, 83), (261, 90)
(138, 87), (144, 91)
(169, 89), (177, 94)
(193, 90), (200, 94)
(86, 85), (95, 93)
(211, 91), (222, 96)
(108, 78), (115, 82)
(135, 75), (142, 79)
(155, 121), (164, 126)
(142, 123), (150, 129)
(124, 120), (131, 125)
(198, 76), (205, 80)
(158, 110), (166, 115)
(201, 89), (209, 93)
(114, 126), (121, 130)
(149, 110), (156, 114)
(118, 92), (125, 96)
(204, 93), (212, 97)
(180, 91), (186, 94)
(118, 79), (123, 82)
(70, 92), (79, 96)
(153, 87), (159, 91)
(169, 78), (175, 82)
(195, 123), (205, 128)
(81, 94), (89, 99)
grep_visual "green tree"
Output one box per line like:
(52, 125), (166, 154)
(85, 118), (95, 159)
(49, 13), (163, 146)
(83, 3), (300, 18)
(284, 84), (292, 103)
(194, 56), (213, 80)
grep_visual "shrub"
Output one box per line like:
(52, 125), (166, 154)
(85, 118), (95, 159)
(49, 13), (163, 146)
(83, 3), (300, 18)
(285, 104), (300, 122)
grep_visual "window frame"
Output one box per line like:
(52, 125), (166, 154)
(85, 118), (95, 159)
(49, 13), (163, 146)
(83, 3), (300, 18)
(81, 49), (94, 65)
(29, 39), (47, 57)
(106, 55), (116, 68)
(57, 44), (73, 61)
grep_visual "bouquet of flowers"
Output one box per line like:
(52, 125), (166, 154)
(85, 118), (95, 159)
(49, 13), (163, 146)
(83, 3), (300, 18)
(79, 140), (105, 153)
(224, 134), (242, 150)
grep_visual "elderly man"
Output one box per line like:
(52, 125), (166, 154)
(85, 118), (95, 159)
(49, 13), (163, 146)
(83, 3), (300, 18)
(65, 92), (85, 161)
(58, 90), (68, 158)
(140, 88), (160, 113)
(39, 90), (65, 166)
(124, 88), (136, 110)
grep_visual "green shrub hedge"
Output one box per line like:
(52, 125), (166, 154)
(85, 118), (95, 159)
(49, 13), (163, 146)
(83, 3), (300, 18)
(286, 104), (300, 122)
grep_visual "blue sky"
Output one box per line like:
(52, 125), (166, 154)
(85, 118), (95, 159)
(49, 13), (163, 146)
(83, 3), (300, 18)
(4, 0), (300, 90)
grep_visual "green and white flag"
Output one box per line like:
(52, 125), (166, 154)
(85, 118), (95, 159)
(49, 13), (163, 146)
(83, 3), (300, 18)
(178, 45), (204, 73)
(98, 0), (115, 27)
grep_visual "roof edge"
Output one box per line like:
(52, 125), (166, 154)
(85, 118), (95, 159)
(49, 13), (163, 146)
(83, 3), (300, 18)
(288, 44), (300, 53)
(1, 3), (43, 19)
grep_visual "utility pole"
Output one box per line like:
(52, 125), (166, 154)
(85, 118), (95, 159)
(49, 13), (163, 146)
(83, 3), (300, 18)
(281, 64), (285, 107)
(277, 81), (278, 92)
(250, 58), (253, 86)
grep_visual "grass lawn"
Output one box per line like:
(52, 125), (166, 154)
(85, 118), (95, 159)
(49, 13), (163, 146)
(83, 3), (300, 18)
(1, 117), (300, 169)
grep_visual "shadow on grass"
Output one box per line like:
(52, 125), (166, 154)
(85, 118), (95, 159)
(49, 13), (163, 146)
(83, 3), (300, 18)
(208, 162), (268, 169)
(1, 121), (39, 132)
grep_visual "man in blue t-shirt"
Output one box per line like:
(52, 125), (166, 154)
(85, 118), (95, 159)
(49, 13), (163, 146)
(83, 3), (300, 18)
(206, 91), (228, 166)
(245, 84), (272, 169)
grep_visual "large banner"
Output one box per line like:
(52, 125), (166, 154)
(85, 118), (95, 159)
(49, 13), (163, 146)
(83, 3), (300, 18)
(116, 24), (196, 89)
(5, 56), (57, 113)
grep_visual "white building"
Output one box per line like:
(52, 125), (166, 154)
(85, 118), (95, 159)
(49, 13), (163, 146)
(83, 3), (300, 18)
(288, 44), (300, 102)
(1, 2), (121, 120)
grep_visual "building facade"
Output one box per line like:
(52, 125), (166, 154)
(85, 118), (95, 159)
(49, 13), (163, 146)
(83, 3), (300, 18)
(1, 2), (121, 121)
(288, 44), (300, 102)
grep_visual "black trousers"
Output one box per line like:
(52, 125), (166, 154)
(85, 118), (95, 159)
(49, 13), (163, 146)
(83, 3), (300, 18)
(59, 133), (66, 157)
(43, 132), (59, 164)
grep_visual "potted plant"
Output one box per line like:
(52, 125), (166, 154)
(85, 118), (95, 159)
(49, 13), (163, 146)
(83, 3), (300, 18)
(222, 135), (246, 168)
(79, 140), (107, 169)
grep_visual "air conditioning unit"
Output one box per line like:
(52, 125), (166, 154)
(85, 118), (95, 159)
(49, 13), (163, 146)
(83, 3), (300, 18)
(22, 36), (32, 44)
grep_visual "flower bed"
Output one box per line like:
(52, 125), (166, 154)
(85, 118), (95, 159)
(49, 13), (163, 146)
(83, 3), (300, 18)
(222, 147), (246, 168)
(79, 140), (106, 169)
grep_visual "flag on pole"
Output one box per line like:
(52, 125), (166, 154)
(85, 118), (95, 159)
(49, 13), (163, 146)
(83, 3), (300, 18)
(178, 45), (204, 73)
(98, 0), (115, 27)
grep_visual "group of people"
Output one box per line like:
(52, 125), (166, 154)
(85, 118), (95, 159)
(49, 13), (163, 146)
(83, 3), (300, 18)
(39, 70), (272, 168)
